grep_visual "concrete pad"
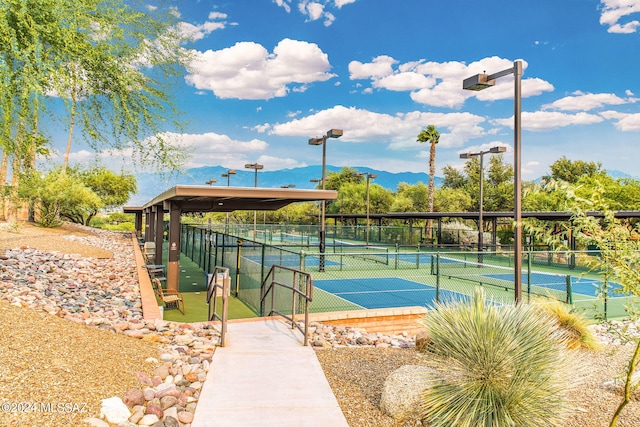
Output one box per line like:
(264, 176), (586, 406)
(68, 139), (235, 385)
(191, 319), (349, 427)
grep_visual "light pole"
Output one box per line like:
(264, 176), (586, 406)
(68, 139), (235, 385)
(463, 60), (523, 303)
(364, 172), (377, 246)
(460, 146), (506, 263)
(310, 179), (322, 227)
(221, 169), (237, 186)
(308, 129), (343, 271)
(244, 163), (264, 240)
(205, 179), (217, 185)
(280, 184), (296, 232)
(221, 170), (236, 233)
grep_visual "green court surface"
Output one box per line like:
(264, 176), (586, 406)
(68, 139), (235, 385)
(156, 249), (258, 323)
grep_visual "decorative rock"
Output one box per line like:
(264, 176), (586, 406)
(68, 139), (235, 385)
(129, 407), (146, 424)
(139, 413), (160, 426)
(160, 395), (178, 410)
(178, 410), (194, 424)
(123, 388), (145, 407)
(153, 365), (170, 380)
(100, 396), (131, 425)
(145, 403), (164, 419)
(380, 365), (432, 424)
(83, 417), (110, 427)
(163, 415), (180, 427)
(143, 388), (157, 401)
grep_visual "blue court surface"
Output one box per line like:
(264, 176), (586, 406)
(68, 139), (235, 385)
(486, 273), (624, 298)
(243, 254), (340, 268)
(313, 277), (468, 309)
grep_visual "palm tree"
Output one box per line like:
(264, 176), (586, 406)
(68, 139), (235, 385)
(417, 125), (440, 241)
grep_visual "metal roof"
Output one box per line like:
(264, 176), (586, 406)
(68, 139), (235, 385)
(125, 185), (337, 214)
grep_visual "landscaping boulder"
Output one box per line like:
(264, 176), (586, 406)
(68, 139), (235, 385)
(380, 364), (432, 424)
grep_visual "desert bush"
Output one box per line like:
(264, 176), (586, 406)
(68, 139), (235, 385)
(533, 297), (600, 350)
(419, 288), (581, 427)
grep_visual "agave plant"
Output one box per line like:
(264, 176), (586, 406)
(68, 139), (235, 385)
(419, 288), (582, 427)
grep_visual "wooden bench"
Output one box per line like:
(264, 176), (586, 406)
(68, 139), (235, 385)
(153, 278), (185, 315)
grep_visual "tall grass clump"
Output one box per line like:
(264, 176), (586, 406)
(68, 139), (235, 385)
(419, 288), (582, 427)
(533, 297), (600, 350)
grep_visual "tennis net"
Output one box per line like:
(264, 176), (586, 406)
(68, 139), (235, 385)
(330, 240), (390, 265)
(433, 254), (573, 302)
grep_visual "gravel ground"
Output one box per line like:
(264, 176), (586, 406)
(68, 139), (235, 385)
(316, 329), (640, 427)
(0, 222), (162, 427)
(2, 221), (640, 427)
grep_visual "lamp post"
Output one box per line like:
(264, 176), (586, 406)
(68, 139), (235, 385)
(310, 179), (322, 227)
(244, 163), (264, 240)
(459, 146), (506, 264)
(221, 169), (237, 186)
(205, 179), (217, 185)
(280, 184), (296, 232)
(309, 129), (343, 271)
(221, 170), (237, 233)
(364, 172), (377, 246)
(463, 60), (523, 303)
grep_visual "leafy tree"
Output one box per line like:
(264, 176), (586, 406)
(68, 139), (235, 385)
(543, 156), (603, 184)
(434, 187), (472, 212)
(18, 169), (101, 227)
(329, 182), (393, 215)
(441, 165), (466, 190)
(394, 182), (429, 212)
(323, 167), (364, 191)
(0, 0), (190, 184)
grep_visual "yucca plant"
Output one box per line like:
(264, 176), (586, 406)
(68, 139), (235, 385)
(419, 288), (581, 427)
(533, 297), (600, 350)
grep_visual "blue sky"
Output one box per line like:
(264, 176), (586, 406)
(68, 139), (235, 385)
(57, 0), (640, 180)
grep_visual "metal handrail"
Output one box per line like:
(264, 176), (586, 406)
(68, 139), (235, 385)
(260, 264), (313, 346)
(206, 266), (230, 347)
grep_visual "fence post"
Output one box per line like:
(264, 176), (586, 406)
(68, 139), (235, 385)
(565, 275), (573, 304)
(435, 252), (441, 303)
(235, 239), (243, 297)
(527, 251), (532, 302)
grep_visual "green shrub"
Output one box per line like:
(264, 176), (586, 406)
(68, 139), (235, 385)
(419, 288), (581, 427)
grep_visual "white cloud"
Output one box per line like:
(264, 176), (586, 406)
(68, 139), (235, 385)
(177, 12), (227, 41)
(349, 55), (396, 79)
(185, 38), (336, 100)
(600, 0), (640, 33)
(493, 111), (604, 132)
(252, 123), (271, 133)
(335, 0), (356, 7)
(277, 0), (356, 25)
(273, 0), (292, 13)
(373, 72), (435, 92)
(268, 105), (486, 149)
(349, 55), (554, 109)
(600, 110), (640, 131)
(301, 2), (325, 21)
(542, 91), (632, 111)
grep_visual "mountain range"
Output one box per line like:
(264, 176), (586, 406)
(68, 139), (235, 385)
(129, 165), (635, 206)
(130, 165), (441, 206)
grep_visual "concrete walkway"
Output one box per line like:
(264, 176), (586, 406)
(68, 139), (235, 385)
(191, 318), (350, 427)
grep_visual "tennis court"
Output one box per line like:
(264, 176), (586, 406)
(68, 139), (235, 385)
(314, 277), (469, 309)
(242, 253), (341, 268)
(484, 273), (624, 298)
